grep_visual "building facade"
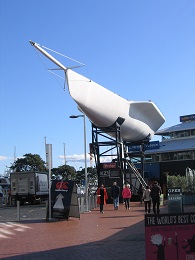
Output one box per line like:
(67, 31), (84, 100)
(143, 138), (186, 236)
(131, 114), (195, 195)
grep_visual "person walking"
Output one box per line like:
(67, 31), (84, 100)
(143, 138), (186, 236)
(96, 184), (108, 213)
(122, 184), (132, 210)
(138, 184), (144, 204)
(0, 186), (3, 206)
(151, 181), (162, 214)
(143, 185), (151, 213)
(111, 181), (120, 210)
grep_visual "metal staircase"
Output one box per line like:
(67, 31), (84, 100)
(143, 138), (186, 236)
(125, 159), (147, 190)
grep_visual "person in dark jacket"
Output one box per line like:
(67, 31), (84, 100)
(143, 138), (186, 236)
(111, 181), (120, 210)
(151, 181), (162, 214)
(138, 184), (144, 204)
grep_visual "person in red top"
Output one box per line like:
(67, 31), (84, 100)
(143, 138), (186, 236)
(96, 184), (108, 213)
(122, 184), (132, 210)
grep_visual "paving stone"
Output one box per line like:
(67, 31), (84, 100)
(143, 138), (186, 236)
(0, 201), (194, 260)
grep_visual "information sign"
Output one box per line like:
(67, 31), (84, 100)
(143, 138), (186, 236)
(49, 180), (79, 220)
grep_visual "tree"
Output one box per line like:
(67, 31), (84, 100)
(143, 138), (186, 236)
(11, 153), (47, 172)
(51, 165), (76, 180)
(75, 166), (98, 184)
(87, 166), (98, 184)
(75, 168), (84, 184)
(167, 174), (195, 194)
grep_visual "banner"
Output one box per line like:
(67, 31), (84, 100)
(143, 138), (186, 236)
(128, 141), (160, 152)
(50, 180), (79, 220)
(145, 212), (195, 260)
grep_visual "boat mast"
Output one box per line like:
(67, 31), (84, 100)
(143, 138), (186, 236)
(29, 40), (67, 72)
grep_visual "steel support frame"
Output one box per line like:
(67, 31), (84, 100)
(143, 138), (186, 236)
(91, 122), (149, 192)
(91, 122), (124, 186)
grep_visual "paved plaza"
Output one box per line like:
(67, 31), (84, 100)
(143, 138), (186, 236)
(0, 201), (194, 260)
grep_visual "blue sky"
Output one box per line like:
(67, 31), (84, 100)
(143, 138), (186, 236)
(0, 0), (195, 175)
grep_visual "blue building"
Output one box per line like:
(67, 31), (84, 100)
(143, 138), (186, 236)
(131, 114), (195, 195)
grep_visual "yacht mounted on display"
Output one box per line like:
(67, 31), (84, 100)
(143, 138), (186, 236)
(29, 40), (165, 143)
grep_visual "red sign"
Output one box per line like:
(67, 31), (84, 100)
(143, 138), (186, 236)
(102, 163), (116, 169)
(55, 181), (69, 190)
(145, 213), (195, 260)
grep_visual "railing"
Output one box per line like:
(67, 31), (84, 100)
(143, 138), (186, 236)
(126, 160), (147, 189)
(78, 194), (97, 213)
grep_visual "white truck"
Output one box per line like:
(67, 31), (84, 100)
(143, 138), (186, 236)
(10, 172), (49, 205)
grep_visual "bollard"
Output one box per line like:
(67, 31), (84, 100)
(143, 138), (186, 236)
(80, 196), (85, 213)
(78, 197), (81, 213)
(17, 201), (20, 222)
(4, 190), (8, 206)
(45, 200), (49, 220)
(93, 195), (95, 208)
(86, 195), (91, 212)
(88, 195), (91, 210)
(90, 196), (93, 209)
(94, 195), (97, 208)
(92, 195), (95, 209)
(93, 195), (95, 209)
(89, 195), (92, 210)
(90, 195), (94, 209)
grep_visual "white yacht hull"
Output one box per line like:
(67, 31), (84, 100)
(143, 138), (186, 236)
(30, 41), (165, 142)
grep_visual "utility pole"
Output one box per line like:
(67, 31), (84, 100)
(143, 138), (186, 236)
(63, 143), (66, 166)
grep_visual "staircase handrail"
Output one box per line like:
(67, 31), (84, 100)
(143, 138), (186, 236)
(125, 160), (147, 189)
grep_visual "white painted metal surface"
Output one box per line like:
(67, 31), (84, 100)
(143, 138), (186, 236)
(30, 41), (165, 142)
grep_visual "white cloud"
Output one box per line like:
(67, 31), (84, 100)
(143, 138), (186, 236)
(57, 153), (117, 170)
(59, 153), (91, 162)
(0, 156), (12, 161)
(59, 153), (114, 163)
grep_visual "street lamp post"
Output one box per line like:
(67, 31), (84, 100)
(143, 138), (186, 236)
(69, 114), (89, 212)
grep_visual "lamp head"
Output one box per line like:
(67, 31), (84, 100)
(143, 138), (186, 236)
(69, 115), (79, 118)
(69, 114), (84, 118)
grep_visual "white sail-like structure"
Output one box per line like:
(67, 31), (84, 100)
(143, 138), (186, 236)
(30, 41), (165, 142)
